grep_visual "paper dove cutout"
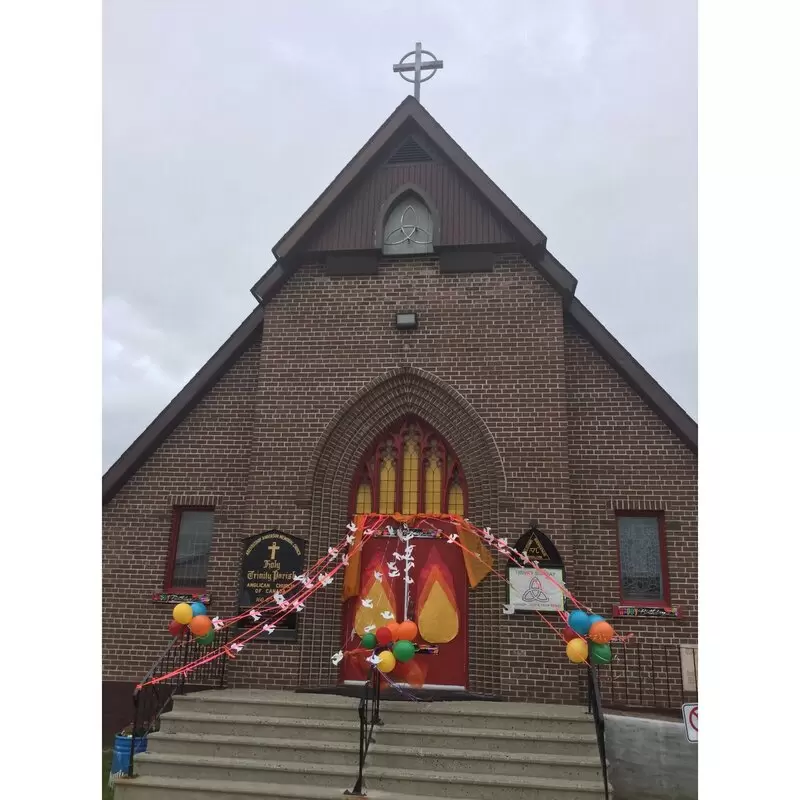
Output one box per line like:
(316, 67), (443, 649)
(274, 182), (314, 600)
(405, 543), (416, 554)
(303, 578), (314, 589)
(279, 600), (291, 611)
(328, 546), (339, 557)
(374, 571), (383, 582)
(331, 650), (344, 665)
(361, 598), (374, 608)
(393, 551), (405, 562)
(262, 623), (276, 634)
(380, 611), (394, 620)
(230, 642), (244, 652)
(346, 522), (357, 532)
(497, 537), (509, 549)
(387, 562), (397, 571)
(292, 600), (305, 612)
(293, 573), (307, 582)
(249, 609), (261, 621)
(502, 604), (515, 615)
(363, 624), (376, 633)
(273, 592), (286, 605)
(346, 534), (355, 545)
(340, 554), (349, 566)
(366, 654), (381, 665)
(447, 533), (459, 544)
(404, 576), (415, 585)
(318, 573), (333, 586)
(212, 616), (224, 631)
(482, 527), (491, 536)
(485, 532), (495, 545)
(388, 570), (401, 578)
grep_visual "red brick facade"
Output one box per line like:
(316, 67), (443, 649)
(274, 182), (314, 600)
(102, 99), (696, 727)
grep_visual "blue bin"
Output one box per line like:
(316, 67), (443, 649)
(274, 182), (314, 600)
(108, 734), (147, 787)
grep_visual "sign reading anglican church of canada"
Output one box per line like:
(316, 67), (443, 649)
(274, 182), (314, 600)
(239, 530), (305, 641)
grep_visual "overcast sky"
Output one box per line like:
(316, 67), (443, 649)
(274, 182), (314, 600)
(103, 0), (697, 471)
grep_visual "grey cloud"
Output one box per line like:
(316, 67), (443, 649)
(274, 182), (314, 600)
(104, 0), (697, 470)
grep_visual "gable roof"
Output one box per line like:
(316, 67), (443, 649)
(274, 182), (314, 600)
(253, 96), (577, 301)
(104, 96), (696, 504)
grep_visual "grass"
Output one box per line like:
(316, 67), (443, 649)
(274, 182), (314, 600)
(102, 749), (114, 800)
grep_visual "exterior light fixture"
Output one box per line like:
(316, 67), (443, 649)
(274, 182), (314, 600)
(395, 311), (418, 330)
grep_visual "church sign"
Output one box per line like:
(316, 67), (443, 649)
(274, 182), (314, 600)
(239, 530), (305, 640)
(507, 525), (566, 613)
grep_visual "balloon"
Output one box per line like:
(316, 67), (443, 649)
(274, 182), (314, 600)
(393, 640), (416, 663)
(590, 643), (613, 665)
(376, 650), (396, 673)
(567, 610), (591, 636)
(589, 621), (615, 644)
(397, 620), (418, 641)
(562, 627), (581, 643)
(168, 620), (186, 638)
(588, 614), (605, 627)
(189, 614), (212, 637)
(190, 601), (207, 617)
(173, 603), (193, 625)
(375, 626), (393, 647)
(361, 633), (377, 650)
(387, 622), (401, 641)
(566, 638), (589, 664)
(197, 630), (215, 646)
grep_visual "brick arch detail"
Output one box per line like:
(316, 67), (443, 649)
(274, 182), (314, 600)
(297, 366), (505, 691)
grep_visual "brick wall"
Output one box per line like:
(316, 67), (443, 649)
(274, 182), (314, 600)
(102, 252), (697, 711)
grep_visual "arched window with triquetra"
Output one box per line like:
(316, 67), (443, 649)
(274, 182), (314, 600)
(351, 418), (466, 516)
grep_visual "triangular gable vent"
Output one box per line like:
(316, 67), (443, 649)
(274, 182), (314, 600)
(386, 136), (433, 165)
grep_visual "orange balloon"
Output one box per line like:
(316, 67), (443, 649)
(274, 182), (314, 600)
(589, 620), (615, 644)
(189, 614), (212, 637)
(396, 620), (418, 641)
(387, 621), (401, 640)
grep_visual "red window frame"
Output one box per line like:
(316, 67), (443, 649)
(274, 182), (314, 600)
(164, 505), (215, 593)
(614, 511), (671, 607)
(348, 417), (468, 516)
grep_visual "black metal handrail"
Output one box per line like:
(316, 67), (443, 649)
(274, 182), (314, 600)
(127, 627), (231, 777)
(587, 665), (610, 800)
(345, 668), (382, 796)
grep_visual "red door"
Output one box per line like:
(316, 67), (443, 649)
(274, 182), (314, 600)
(340, 531), (468, 689)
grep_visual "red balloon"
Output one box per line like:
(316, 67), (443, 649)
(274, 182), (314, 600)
(563, 627), (581, 642)
(168, 620), (186, 638)
(375, 626), (393, 647)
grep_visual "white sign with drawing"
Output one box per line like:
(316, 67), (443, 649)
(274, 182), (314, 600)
(508, 567), (565, 612)
(682, 703), (698, 743)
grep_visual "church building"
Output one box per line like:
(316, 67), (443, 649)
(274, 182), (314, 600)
(102, 94), (697, 732)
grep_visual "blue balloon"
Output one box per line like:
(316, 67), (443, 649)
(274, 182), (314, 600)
(568, 610), (591, 636)
(588, 614), (605, 627)
(190, 601), (207, 617)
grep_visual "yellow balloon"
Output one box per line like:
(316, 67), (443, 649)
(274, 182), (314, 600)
(566, 638), (589, 664)
(377, 650), (397, 674)
(172, 602), (193, 625)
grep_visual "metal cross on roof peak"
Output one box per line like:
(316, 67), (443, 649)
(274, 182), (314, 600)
(393, 42), (443, 101)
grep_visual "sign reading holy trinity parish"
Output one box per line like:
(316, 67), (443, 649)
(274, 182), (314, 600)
(239, 530), (305, 640)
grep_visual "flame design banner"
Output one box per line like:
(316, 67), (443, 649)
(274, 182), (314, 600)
(417, 545), (460, 644)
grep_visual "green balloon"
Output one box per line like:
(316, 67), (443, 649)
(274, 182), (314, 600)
(393, 639), (416, 663)
(361, 633), (377, 650)
(197, 630), (215, 646)
(589, 643), (613, 665)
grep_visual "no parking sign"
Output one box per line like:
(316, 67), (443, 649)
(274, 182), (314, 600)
(682, 703), (698, 743)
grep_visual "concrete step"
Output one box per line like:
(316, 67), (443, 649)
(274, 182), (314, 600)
(365, 765), (610, 800)
(134, 751), (357, 790)
(113, 775), (455, 800)
(368, 743), (603, 781)
(132, 752), (609, 800)
(147, 731), (360, 766)
(378, 700), (596, 735)
(159, 710), (360, 742)
(376, 722), (599, 756)
(170, 690), (359, 722)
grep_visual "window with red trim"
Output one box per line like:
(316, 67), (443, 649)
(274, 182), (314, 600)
(165, 507), (215, 591)
(351, 418), (466, 516)
(616, 513), (670, 605)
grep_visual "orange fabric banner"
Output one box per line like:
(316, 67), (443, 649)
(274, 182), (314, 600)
(341, 513), (493, 600)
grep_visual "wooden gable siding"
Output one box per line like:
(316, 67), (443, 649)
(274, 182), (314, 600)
(301, 160), (516, 253)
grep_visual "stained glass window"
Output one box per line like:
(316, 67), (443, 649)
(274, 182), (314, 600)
(169, 509), (214, 589)
(351, 419), (465, 517)
(617, 516), (666, 602)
